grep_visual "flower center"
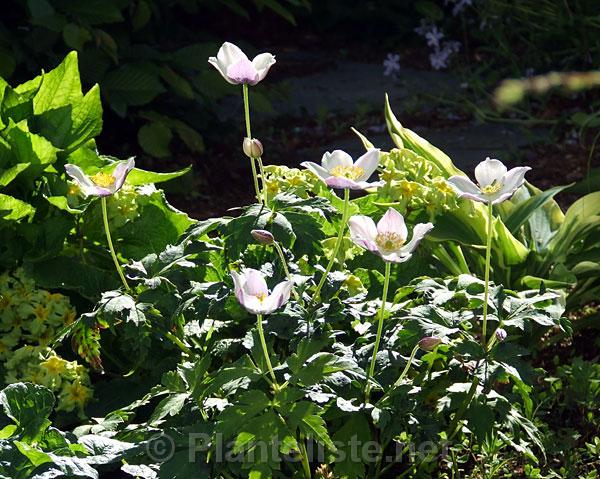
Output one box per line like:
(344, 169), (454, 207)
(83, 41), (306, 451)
(330, 165), (364, 180)
(481, 181), (503, 195)
(91, 172), (116, 188)
(375, 232), (405, 254)
(255, 293), (268, 303)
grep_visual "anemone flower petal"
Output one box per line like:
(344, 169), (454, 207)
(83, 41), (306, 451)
(380, 251), (413, 264)
(324, 176), (360, 189)
(447, 175), (481, 196)
(399, 222), (434, 256)
(322, 150), (353, 171)
(301, 161), (330, 181)
(353, 148), (380, 180)
(355, 180), (385, 190)
(208, 42), (248, 84)
(112, 158), (135, 193)
(65, 164), (94, 188)
(474, 158), (507, 188)
(242, 269), (269, 297)
(240, 294), (265, 315)
(376, 207), (407, 239)
(226, 57), (259, 85)
(231, 270), (245, 304)
(459, 192), (489, 203)
(499, 166), (531, 197)
(348, 215), (378, 252)
(252, 53), (276, 83)
(263, 280), (293, 314)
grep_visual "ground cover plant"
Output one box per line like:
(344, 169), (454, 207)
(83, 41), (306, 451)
(0, 42), (599, 479)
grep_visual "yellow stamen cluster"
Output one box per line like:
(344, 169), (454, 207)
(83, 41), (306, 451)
(91, 172), (116, 188)
(375, 232), (405, 254)
(330, 165), (364, 180)
(481, 181), (503, 195)
(255, 293), (268, 303)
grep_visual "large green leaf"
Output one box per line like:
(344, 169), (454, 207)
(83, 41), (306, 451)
(0, 193), (35, 221)
(33, 51), (82, 115)
(0, 383), (54, 442)
(384, 93), (462, 177)
(103, 63), (165, 116)
(127, 165), (191, 186)
(0, 163), (30, 188)
(504, 184), (570, 236)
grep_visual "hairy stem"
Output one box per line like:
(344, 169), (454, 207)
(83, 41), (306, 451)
(242, 84), (263, 203)
(101, 197), (130, 291)
(256, 313), (279, 390)
(311, 188), (350, 304)
(482, 201), (494, 348)
(365, 260), (391, 403)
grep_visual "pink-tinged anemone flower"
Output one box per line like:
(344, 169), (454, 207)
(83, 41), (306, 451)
(65, 158), (135, 197)
(448, 158), (531, 205)
(208, 42), (276, 86)
(301, 149), (383, 190)
(348, 207), (433, 263)
(231, 269), (293, 315)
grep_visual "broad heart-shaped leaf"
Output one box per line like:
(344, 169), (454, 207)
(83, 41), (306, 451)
(103, 63), (166, 116)
(4, 119), (59, 177)
(137, 121), (172, 158)
(36, 83), (103, 152)
(1, 75), (42, 123)
(33, 51), (83, 115)
(0, 163), (30, 188)
(0, 193), (35, 221)
(0, 383), (55, 442)
(25, 255), (120, 300)
(116, 187), (193, 260)
(127, 166), (191, 186)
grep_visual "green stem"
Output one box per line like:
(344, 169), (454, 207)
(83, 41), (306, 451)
(378, 343), (419, 405)
(298, 434), (312, 479)
(101, 197), (130, 291)
(256, 313), (279, 389)
(365, 260), (392, 403)
(273, 241), (300, 301)
(448, 376), (479, 441)
(311, 188), (350, 304)
(164, 331), (192, 355)
(242, 84), (263, 203)
(482, 201), (494, 348)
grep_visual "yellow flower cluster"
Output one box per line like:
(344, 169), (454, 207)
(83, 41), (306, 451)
(262, 165), (320, 201)
(377, 148), (458, 221)
(4, 346), (92, 416)
(0, 269), (77, 359)
(106, 183), (140, 228)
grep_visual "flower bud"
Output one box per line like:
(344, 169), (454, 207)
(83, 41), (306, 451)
(418, 336), (442, 351)
(495, 328), (507, 342)
(243, 137), (263, 158)
(251, 229), (274, 245)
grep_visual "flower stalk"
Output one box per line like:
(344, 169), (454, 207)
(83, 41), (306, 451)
(256, 313), (279, 390)
(482, 200), (493, 347)
(242, 84), (266, 204)
(311, 187), (350, 303)
(365, 260), (392, 403)
(101, 197), (130, 291)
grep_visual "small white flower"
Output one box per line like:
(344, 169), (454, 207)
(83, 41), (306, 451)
(348, 208), (433, 263)
(65, 159), (135, 197)
(448, 157), (531, 204)
(383, 53), (401, 77)
(301, 149), (382, 190)
(231, 269), (292, 315)
(208, 42), (276, 86)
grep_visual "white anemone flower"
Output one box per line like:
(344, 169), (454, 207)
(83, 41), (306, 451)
(231, 269), (293, 315)
(301, 149), (383, 190)
(65, 158), (135, 197)
(208, 42), (276, 86)
(348, 208), (433, 263)
(448, 158), (531, 204)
